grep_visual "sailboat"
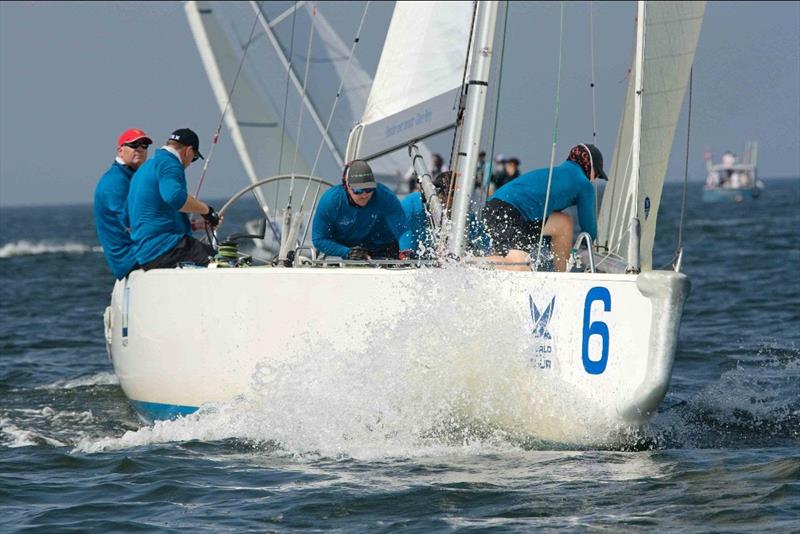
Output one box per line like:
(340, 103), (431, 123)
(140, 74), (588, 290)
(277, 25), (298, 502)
(103, 1), (705, 446)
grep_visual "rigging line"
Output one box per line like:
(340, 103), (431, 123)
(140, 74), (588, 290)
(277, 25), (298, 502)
(676, 66), (692, 258)
(286, 0), (317, 207)
(446, 1), (479, 175)
(533, 1), (565, 272)
(298, 1), (371, 249)
(193, 0), (266, 200)
(274, 1), (299, 219)
(589, 0), (599, 220)
(482, 0), (510, 205)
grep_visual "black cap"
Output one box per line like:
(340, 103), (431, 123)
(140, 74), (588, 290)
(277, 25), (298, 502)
(169, 128), (204, 160)
(585, 144), (607, 180)
(345, 160), (376, 188)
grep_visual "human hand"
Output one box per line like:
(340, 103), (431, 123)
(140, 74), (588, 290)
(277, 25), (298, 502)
(398, 249), (415, 260)
(202, 205), (221, 228)
(191, 218), (207, 231)
(347, 246), (370, 260)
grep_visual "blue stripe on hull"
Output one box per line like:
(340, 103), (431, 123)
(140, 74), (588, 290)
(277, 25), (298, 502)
(129, 399), (199, 422)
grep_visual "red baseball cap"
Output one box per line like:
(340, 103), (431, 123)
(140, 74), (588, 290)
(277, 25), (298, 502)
(117, 128), (152, 147)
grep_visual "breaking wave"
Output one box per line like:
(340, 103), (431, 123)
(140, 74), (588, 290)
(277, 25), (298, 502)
(39, 372), (119, 391)
(0, 240), (101, 258)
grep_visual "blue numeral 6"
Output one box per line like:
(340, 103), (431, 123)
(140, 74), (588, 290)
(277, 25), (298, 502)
(582, 287), (611, 374)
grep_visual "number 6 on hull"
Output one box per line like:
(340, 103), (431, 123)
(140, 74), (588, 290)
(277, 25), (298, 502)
(582, 287), (611, 375)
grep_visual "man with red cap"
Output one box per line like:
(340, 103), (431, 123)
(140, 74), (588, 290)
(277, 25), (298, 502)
(93, 128), (153, 279)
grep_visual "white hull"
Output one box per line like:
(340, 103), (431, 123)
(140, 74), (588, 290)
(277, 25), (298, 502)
(105, 267), (689, 446)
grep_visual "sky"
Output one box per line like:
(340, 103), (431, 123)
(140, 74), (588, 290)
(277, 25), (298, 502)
(0, 1), (798, 207)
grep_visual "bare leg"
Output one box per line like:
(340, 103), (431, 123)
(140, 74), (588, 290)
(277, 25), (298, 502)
(542, 212), (573, 272)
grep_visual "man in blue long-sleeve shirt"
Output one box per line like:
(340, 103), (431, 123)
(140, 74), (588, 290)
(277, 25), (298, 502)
(482, 144), (608, 271)
(312, 160), (407, 260)
(94, 128), (152, 279)
(128, 128), (221, 270)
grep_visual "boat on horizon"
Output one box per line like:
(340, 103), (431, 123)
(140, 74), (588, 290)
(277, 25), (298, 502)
(103, 1), (704, 447)
(702, 142), (764, 203)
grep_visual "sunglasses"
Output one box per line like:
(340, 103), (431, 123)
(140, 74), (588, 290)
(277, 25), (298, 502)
(351, 187), (375, 195)
(124, 140), (151, 150)
(189, 146), (199, 163)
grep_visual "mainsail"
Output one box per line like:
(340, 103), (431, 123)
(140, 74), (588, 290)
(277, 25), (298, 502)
(597, 1), (705, 271)
(349, 1), (475, 161)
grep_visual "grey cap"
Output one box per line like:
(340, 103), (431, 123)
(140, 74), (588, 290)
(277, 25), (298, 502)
(345, 160), (376, 188)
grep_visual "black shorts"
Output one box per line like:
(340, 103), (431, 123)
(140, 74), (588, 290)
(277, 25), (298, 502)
(481, 199), (542, 256)
(142, 236), (214, 270)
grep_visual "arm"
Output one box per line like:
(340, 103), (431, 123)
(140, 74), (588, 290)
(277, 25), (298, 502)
(311, 195), (351, 258)
(575, 182), (597, 240)
(383, 192), (409, 242)
(397, 196), (418, 251)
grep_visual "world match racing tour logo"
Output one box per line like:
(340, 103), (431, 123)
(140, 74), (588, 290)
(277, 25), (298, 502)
(529, 295), (555, 369)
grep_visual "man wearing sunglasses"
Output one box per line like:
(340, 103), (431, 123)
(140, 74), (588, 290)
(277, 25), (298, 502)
(94, 128), (153, 280)
(127, 128), (221, 271)
(312, 160), (407, 260)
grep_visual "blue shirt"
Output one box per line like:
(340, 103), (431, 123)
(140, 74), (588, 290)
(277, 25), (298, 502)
(128, 148), (191, 265)
(94, 161), (138, 279)
(312, 183), (408, 258)
(399, 192), (430, 253)
(490, 160), (597, 239)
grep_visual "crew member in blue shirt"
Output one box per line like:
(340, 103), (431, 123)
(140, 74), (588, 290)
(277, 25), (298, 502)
(482, 143), (608, 271)
(312, 160), (408, 260)
(127, 128), (221, 270)
(94, 128), (152, 279)
(399, 171), (452, 257)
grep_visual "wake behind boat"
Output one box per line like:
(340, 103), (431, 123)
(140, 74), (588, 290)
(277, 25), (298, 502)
(104, 1), (703, 447)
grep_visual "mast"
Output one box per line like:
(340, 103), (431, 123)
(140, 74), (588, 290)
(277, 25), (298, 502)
(448, 0), (499, 257)
(627, 0), (646, 273)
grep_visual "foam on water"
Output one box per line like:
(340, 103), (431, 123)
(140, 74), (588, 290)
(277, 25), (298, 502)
(0, 240), (102, 258)
(77, 268), (611, 456)
(39, 371), (119, 390)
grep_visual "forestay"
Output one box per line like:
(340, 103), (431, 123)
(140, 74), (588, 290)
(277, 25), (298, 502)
(349, 1), (475, 161)
(597, 1), (705, 271)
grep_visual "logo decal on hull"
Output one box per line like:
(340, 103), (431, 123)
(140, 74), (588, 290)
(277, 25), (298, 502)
(529, 295), (555, 369)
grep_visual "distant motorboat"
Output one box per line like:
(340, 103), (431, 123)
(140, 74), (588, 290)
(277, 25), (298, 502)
(703, 142), (764, 202)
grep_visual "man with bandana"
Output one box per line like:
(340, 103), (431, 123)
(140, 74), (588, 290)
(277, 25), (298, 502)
(481, 144), (608, 272)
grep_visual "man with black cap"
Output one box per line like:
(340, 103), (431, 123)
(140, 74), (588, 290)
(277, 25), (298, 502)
(94, 128), (153, 280)
(312, 160), (408, 260)
(481, 143), (608, 272)
(127, 128), (221, 270)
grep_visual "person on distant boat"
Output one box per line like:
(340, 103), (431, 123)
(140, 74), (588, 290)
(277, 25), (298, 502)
(399, 171), (453, 257)
(720, 151), (736, 187)
(481, 143), (607, 272)
(127, 128), (221, 271)
(93, 128), (152, 280)
(312, 160), (408, 260)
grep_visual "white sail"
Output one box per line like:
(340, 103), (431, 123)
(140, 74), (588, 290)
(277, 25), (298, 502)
(187, 1), (414, 189)
(185, 1), (312, 185)
(597, 1), (705, 271)
(352, 1), (475, 160)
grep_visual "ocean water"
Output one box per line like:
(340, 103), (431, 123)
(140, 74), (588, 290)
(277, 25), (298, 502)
(1, 179), (798, 531)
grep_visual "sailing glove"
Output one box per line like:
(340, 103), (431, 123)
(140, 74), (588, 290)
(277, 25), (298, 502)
(203, 205), (221, 228)
(347, 246), (370, 260)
